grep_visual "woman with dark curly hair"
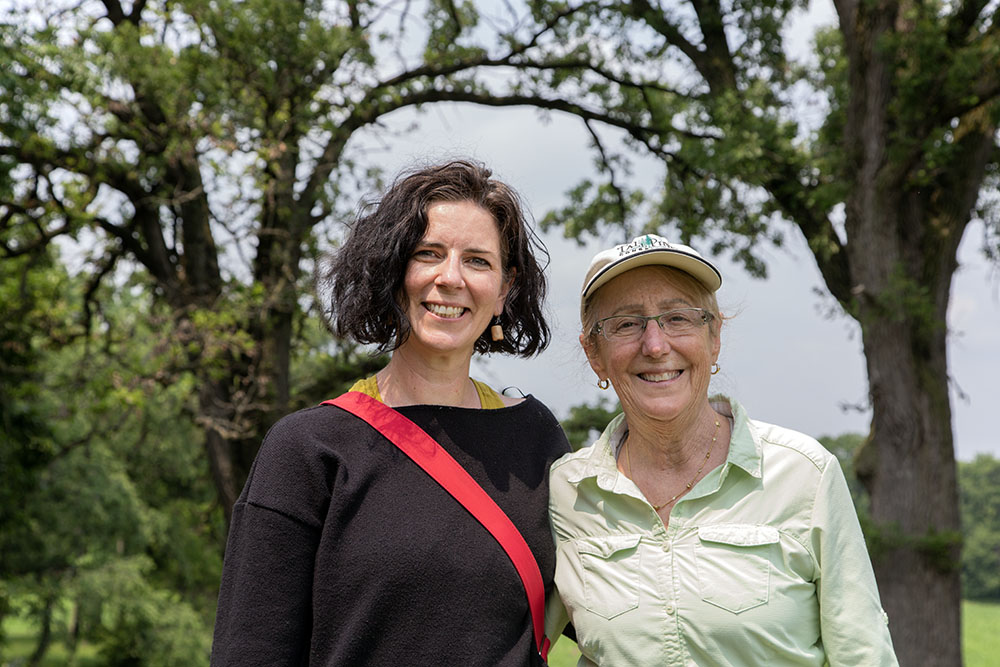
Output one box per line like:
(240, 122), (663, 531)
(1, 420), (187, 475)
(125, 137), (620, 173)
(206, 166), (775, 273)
(211, 160), (570, 667)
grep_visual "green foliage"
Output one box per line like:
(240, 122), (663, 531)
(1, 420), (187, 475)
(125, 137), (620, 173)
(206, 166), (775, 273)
(959, 455), (1000, 599)
(0, 251), (68, 642)
(289, 315), (388, 410)
(75, 556), (210, 666)
(872, 262), (942, 344)
(818, 432), (870, 514)
(0, 262), (222, 662)
(559, 397), (621, 450)
(541, 179), (646, 243)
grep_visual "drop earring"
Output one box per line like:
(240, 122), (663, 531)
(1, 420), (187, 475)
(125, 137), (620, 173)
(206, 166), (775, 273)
(490, 316), (504, 342)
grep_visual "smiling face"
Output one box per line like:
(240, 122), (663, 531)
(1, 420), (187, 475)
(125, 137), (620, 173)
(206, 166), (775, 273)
(583, 265), (721, 426)
(401, 200), (511, 362)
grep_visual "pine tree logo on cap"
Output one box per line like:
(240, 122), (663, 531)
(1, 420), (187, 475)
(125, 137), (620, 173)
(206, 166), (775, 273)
(616, 234), (671, 257)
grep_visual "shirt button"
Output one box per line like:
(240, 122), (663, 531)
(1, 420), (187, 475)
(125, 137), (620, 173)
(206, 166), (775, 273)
(666, 604), (675, 615)
(662, 542), (671, 552)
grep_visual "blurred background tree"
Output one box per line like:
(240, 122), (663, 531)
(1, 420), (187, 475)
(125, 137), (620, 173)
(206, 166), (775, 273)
(0, 0), (566, 523)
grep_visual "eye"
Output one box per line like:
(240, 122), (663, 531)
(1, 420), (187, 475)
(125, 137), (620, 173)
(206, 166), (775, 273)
(609, 317), (640, 334)
(412, 248), (439, 260)
(467, 256), (492, 268)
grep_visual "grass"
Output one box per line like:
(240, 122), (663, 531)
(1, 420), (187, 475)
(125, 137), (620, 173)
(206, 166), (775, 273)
(546, 600), (1000, 667)
(1, 613), (100, 666)
(963, 600), (1000, 667)
(547, 637), (581, 667)
(3, 600), (998, 665)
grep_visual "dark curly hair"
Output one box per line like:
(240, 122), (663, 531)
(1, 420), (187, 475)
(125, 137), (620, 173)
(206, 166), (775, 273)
(319, 159), (551, 357)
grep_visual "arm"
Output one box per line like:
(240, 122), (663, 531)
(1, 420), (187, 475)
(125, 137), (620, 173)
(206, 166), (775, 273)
(210, 411), (334, 666)
(210, 501), (320, 666)
(544, 586), (570, 650)
(812, 459), (899, 666)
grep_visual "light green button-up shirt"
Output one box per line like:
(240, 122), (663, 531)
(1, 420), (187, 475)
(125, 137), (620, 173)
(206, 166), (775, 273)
(547, 397), (898, 666)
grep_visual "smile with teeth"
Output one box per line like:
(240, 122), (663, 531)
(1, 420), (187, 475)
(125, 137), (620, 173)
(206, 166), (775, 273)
(639, 370), (682, 382)
(425, 303), (466, 319)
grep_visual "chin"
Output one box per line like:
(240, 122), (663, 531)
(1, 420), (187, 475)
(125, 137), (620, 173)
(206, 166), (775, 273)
(414, 332), (477, 354)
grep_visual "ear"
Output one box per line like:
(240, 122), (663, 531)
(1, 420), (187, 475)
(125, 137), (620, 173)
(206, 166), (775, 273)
(494, 267), (516, 316)
(580, 333), (608, 382)
(710, 320), (722, 361)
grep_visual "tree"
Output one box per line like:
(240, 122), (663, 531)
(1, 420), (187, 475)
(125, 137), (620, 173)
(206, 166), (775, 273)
(559, 397), (621, 449)
(819, 432), (870, 513)
(0, 266), (221, 664)
(0, 0), (579, 523)
(506, 1), (998, 664)
(958, 454), (1000, 600)
(0, 251), (63, 648)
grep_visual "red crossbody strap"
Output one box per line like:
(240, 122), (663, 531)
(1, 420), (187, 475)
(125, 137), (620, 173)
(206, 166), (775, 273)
(323, 391), (548, 658)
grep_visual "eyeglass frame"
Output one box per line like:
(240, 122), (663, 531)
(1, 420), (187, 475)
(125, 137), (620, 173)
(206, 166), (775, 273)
(590, 307), (716, 342)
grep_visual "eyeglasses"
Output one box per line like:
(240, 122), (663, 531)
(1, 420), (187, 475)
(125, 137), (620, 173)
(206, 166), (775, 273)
(591, 308), (715, 342)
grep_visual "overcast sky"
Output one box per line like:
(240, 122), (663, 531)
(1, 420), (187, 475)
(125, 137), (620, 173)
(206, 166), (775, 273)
(351, 100), (999, 462)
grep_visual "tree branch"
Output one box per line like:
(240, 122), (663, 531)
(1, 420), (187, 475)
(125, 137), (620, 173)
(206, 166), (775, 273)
(947, 0), (991, 46)
(80, 242), (125, 336)
(375, 2), (587, 89)
(689, 0), (738, 90)
(584, 118), (632, 237)
(628, 0), (735, 92)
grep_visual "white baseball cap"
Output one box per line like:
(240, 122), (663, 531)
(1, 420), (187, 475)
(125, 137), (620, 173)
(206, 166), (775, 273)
(580, 234), (722, 321)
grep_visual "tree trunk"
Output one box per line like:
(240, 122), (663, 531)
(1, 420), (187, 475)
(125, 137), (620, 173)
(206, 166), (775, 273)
(845, 170), (966, 665)
(200, 365), (277, 526)
(198, 299), (297, 525)
(66, 598), (80, 659)
(835, 2), (995, 663)
(855, 306), (962, 666)
(27, 593), (54, 667)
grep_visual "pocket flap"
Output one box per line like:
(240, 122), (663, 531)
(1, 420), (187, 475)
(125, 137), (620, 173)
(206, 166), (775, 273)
(698, 524), (778, 547)
(575, 534), (642, 558)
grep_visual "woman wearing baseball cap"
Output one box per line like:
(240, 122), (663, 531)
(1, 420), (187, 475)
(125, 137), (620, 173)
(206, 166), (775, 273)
(546, 234), (898, 665)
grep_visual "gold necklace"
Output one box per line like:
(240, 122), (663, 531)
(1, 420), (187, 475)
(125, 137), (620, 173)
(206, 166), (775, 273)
(625, 418), (721, 511)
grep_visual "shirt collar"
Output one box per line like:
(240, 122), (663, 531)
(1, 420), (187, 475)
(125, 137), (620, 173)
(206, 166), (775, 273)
(564, 412), (626, 489)
(712, 397), (762, 479)
(564, 396), (762, 487)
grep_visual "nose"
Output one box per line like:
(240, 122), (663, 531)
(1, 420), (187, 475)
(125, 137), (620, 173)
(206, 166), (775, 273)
(640, 318), (672, 356)
(435, 252), (464, 288)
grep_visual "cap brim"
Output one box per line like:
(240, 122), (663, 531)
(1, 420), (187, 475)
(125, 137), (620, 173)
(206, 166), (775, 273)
(582, 248), (722, 301)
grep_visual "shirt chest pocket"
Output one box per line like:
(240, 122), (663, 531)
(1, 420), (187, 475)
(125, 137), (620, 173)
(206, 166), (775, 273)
(574, 534), (642, 620)
(695, 524), (778, 614)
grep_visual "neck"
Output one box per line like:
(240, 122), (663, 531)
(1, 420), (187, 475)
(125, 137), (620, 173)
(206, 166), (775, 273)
(624, 403), (722, 470)
(377, 346), (477, 408)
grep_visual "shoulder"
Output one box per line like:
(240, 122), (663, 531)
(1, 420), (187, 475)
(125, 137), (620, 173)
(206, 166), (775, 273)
(750, 418), (838, 474)
(518, 394), (563, 425)
(256, 403), (368, 464)
(550, 414), (623, 483)
(240, 403), (375, 526)
(724, 395), (836, 474)
(497, 395), (570, 455)
(550, 442), (598, 477)
(478, 393), (565, 431)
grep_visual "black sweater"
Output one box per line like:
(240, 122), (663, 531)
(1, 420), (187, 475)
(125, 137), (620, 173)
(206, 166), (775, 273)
(210, 396), (570, 666)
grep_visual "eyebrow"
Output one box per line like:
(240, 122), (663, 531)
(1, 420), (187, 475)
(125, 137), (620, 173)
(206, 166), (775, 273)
(417, 240), (499, 256)
(607, 298), (692, 317)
